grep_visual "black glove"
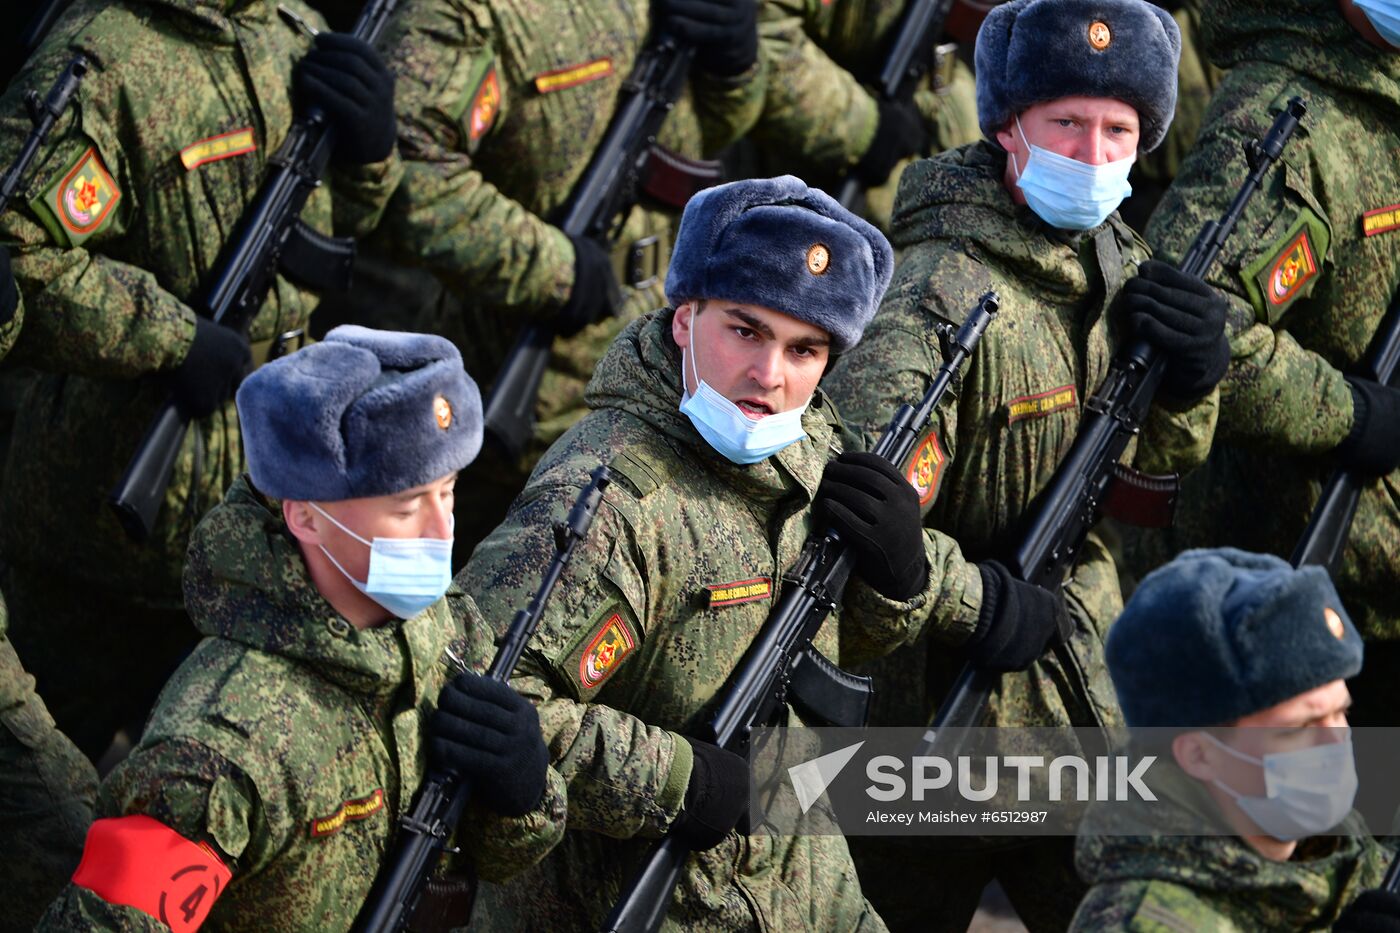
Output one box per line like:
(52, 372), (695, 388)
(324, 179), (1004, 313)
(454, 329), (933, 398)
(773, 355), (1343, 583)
(1118, 259), (1230, 403)
(816, 451), (928, 601)
(963, 561), (1068, 672)
(656, 0), (759, 77)
(1334, 889), (1400, 933)
(851, 99), (929, 188)
(167, 318), (251, 420)
(0, 246), (16, 330)
(427, 672), (549, 817)
(1336, 377), (1400, 476)
(293, 32), (396, 165)
(671, 738), (749, 850)
(556, 234), (621, 337)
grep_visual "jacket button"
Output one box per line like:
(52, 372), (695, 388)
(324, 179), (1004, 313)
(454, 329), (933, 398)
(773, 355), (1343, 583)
(328, 618), (351, 637)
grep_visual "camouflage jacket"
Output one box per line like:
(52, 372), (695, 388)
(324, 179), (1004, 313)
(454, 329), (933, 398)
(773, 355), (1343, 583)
(0, 0), (402, 599)
(1141, 0), (1400, 639)
(36, 476), (567, 932)
(825, 141), (1220, 731)
(1072, 767), (1389, 933)
(754, 0), (979, 227)
(0, 289), (18, 361)
(458, 310), (960, 931)
(379, 0), (767, 455)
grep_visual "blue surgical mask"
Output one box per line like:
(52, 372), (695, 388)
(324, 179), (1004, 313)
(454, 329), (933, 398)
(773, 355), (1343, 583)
(678, 318), (809, 465)
(1204, 732), (1358, 841)
(1353, 0), (1400, 48)
(1011, 116), (1134, 231)
(310, 502), (453, 620)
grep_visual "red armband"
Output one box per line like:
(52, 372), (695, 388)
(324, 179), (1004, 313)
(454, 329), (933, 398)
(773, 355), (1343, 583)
(71, 815), (232, 932)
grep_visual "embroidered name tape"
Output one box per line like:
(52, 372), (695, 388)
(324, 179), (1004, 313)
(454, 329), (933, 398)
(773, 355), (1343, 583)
(309, 788), (385, 838)
(1007, 385), (1077, 424)
(1363, 204), (1400, 238)
(707, 577), (773, 608)
(534, 58), (614, 94)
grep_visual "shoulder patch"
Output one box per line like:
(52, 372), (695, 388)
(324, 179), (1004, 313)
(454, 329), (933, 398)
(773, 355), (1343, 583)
(468, 65), (501, 143)
(904, 431), (946, 507)
(1007, 384), (1077, 424)
(180, 128), (256, 171)
(308, 788), (385, 838)
(1240, 208), (1329, 325)
(533, 57), (613, 94)
(40, 146), (120, 246)
(72, 815), (230, 933)
(576, 611), (635, 690)
(1363, 203), (1400, 238)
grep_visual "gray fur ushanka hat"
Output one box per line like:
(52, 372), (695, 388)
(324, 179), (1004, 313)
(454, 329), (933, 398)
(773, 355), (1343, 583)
(236, 325), (482, 501)
(975, 0), (1182, 151)
(664, 175), (894, 354)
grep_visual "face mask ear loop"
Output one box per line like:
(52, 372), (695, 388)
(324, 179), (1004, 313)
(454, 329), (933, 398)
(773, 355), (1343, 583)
(1009, 114), (1030, 182)
(308, 501), (373, 549)
(685, 304), (703, 395)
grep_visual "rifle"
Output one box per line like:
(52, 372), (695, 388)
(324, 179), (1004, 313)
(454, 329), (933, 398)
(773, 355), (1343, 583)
(1, 55), (88, 215)
(480, 37), (703, 462)
(106, 0), (402, 543)
(1289, 285), (1400, 570)
(836, 0), (956, 209)
(353, 464), (613, 933)
(929, 97), (1309, 733)
(599, 292), (998, 933)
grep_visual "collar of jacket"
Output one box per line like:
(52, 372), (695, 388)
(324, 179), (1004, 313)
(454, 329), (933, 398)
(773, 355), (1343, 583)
(1075, 757), (1376, 929)
(583, 309), (841, 509)
(889, 140), (1137, 305)
(127, 0), (283, 45)
(1203, 0), (1400, 110)
(182, 474), (460, 701)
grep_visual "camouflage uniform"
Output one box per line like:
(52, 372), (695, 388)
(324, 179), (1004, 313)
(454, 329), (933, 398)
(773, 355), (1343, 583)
(823, 141), (1220, 932)
(460, 310), (964, 931)
(379, 0), (768, 555)
(0, 595), (97, 933)
(37, 475), (567, 931)
(1072, 772), (1390, 931)
(753, 0), (979, 230)
(1119, 0), (1225, 232)
(0, 0), (403, 758)
(1133, 0), (1400, 724)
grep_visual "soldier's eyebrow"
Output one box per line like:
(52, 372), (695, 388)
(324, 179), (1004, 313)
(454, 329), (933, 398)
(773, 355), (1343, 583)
(724, 307), (774, 339)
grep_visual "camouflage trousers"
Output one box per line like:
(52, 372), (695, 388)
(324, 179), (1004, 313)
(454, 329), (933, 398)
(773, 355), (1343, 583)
(1, 564), (197, 761)
(0, 608), (97, 932)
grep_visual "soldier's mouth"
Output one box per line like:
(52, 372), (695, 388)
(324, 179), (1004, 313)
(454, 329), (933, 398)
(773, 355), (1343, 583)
(736, 399), (774, 418)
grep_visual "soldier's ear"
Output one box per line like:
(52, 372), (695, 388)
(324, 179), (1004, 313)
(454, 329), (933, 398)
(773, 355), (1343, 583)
(1171, 731), (1220, 781)
(672, 301), (696, 350)
(283, 499), (325, 546)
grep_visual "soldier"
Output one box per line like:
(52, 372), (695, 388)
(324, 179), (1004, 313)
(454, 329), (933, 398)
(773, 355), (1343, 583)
(0, 0), (404, 761)
(0, 246), (96, 933)
(822, 0), (1230, 927)
(754, 0), (981, 229)
(458, 175), (960, 930)
(1128, 0), (1400, 729)
(377, 0), (766, 559)
(1072, 547), (1397, 930)
(37, 327), (566, 931)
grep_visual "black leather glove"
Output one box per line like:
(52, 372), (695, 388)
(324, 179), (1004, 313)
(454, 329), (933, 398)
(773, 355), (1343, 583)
(0, 246), (16, 330)
(1334, 889), (1400, 933)
(816, 451), (928, 601)
(427, 672), (549, 817)
(963, 561), (1068, 672)
(656, 0), (759, 77)
(293, 32), (396, 165)
(557, 234), (621, 337)
(1118, 259), (1230, 403)
(168, 318), (251, 419)
(851, 99), (929, 188)
(671, 737), (749, 850)
(1336, 377), (1400, 476)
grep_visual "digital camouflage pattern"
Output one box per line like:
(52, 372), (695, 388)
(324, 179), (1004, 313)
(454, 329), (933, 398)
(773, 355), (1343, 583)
(755, 0), (980, 230)
(0, 595), (97, 933)
(459, 310), (963, 931)
(1133, 0), (1400, 699)
(1072, 765), (1390, 932)
(37, 476), (567, 932)
(378, 0), (768, 551)
(824, 140), (1220, 932)
(0, 0), (403, 754)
